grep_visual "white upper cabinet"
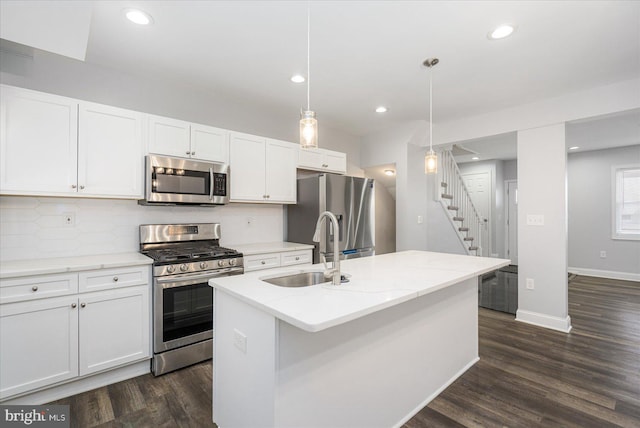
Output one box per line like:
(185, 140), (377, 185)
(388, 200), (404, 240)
(148, 114), (229, 163)
(148, 115), (191, 158)
(0, 85), (144, 199)
(0, 85), (78, 194)
(229, 133), (297, 204)
(297, 147), (347, 174)
(191, 123), (229, 163)
(78, 102), (144, 198)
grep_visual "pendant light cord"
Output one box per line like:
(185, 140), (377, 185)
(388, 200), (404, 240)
(307, 1), (311, 112)
(429, 65), (433, 153)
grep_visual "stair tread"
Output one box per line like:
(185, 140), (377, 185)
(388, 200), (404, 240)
(459, 227), (469, 231)
(441, 182), (448, 188)
(441, 194), (454, 199)
(447, 206), (459, 211)
(469, 246), (479, 251)
(453, 216), (464, 221)
(463, 237), (474, 241)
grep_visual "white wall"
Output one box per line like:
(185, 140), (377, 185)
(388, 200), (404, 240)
(516, 124), (570, 333)
(567, 145), (640, 280)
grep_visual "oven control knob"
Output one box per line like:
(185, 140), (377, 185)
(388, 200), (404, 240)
(218, 260), (225, 267)
(229, 259), (237, 266)
(167, 265), (176, 274)
(200, 262), (207, 269)
(180, 264), (188, 272)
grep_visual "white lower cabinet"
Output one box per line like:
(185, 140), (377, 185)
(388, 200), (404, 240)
(79, 286), (149, 376)
(244, 249), (313, 272)
(0, 265), (151, 400)
(0, 295), (79, 399)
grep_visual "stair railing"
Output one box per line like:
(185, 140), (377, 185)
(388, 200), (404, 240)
(437, 150), (485, 256)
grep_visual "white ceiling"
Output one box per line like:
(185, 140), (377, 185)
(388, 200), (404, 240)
(6, 0), (638, 137)
(2, 1), (639, 138)
(453, 108), (640, 163)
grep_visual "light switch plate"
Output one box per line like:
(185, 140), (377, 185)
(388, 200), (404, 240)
(526, 214), (544, 226)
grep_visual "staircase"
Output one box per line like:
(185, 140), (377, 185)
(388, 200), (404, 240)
(437, 150), (485, 256)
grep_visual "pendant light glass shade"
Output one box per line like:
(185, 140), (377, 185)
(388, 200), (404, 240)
(425, 150), (437, 174)
(300, 110), (318, 149)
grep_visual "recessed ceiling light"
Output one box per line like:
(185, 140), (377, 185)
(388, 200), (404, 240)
(488, 24), (515, 40)
(569, 146), (580, 150)
(125, 9), (153, 25)
(384, 169), (395, 176)
(290, 74), (305, 83)
(472, 156), (480, 161)
(375, 106), (388, 113)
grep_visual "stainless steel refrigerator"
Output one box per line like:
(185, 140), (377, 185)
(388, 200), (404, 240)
(287, 174), (375, 263)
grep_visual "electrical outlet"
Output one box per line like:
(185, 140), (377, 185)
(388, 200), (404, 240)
(63, 212), (75, 226)
(417, 215), (423, 224)
(233, 328), (247, 353)
(600, 251), (607, 258)
(526, 278), (535, 290)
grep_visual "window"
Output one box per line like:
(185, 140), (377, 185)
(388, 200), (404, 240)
(613, 165), (640, 240)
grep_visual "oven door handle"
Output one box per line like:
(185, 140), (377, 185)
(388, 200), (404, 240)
(156, 268), (243, 288)
(209, 167), (214, 201)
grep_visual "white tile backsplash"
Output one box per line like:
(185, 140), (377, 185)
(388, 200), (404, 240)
(0, 196), (284, 261)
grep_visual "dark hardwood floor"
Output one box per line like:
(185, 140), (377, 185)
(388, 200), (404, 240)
(52, 275), (640, 427)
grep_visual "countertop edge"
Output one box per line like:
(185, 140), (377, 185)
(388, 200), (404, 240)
(0, 253), (154, 279)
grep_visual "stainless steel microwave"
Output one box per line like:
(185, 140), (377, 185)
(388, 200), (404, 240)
(140, 155), (229, 205)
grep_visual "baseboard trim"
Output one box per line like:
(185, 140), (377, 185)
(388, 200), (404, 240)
(393, 356), (480, 428)
(568, 267), (640, 282)
(1, 360), (150, 405)
(516, 310), (572, 333)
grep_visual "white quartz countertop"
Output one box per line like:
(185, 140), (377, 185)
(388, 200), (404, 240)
(210, 250), (509, 333)
(0, 253), (153, 279)
(228, 241), (314, 256)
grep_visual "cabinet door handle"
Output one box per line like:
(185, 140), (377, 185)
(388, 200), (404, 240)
(113, 276), (119, 282)
(261, 261), (266, 265)
(71, 303), (77, 308)
(186, 151), (191, 155)
(79, 185), (85, 190)
(32, 286), (38, 292)
(71, 184), (77, 189)
(295, 256), (300, 261)
(322, 164), (328, 167)
(191, 151), (195, 155)
(80, 303), (86, 308)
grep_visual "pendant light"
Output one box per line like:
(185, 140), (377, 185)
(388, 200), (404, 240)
(300, 1), (318, 148)
(424, 58), (439, 174)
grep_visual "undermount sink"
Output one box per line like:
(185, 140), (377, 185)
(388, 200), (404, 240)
(261, 271), (329, 288)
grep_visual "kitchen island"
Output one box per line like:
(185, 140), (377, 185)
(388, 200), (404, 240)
(209, 250), (509, 428)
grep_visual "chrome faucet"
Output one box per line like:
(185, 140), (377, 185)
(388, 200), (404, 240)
(312, 211), (341, 285)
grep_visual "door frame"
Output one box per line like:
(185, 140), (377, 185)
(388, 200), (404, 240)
(504, 179), (518, 265)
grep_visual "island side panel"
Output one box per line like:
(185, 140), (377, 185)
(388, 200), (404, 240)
(274, 278), (478, 428)
(213, 289), (277, 427)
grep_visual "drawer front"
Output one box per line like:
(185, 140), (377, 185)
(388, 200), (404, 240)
(281, 250), (312, 266)
(0, 273), (78, 304)
(79, 265), (150, 293)
(244, 254), (281, 272)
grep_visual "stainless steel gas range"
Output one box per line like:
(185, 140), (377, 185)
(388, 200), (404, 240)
(139, 223), (243, 376)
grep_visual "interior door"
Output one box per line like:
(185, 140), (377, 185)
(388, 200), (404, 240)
(462, 171), (491, 256)
(506, 180), (518, 265)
